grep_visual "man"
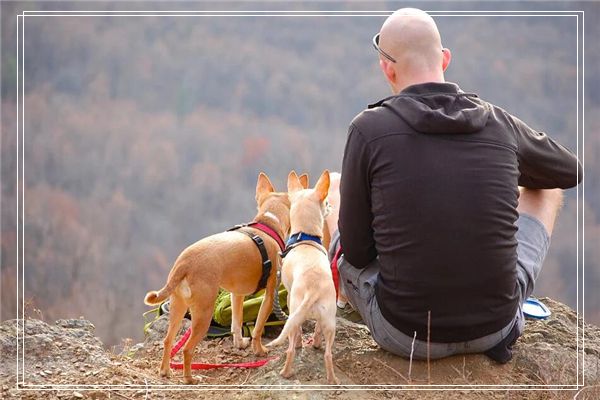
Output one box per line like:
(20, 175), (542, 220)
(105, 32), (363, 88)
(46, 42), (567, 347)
(327, 8), (582, 362)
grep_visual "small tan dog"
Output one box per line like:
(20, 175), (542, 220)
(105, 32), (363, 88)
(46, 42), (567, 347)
(267, 170), (339, 384)
(298, 173), (331, 250)
(299, 172), (348, 306)
(144, 172), (290, 384)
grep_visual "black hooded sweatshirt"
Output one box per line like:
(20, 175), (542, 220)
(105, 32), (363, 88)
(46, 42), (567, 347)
(339, 82), (582, 343)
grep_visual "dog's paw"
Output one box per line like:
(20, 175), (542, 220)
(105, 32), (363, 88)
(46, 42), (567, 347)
(253, 341), (269, 356)
(327, 375), (340, 385)
(159, 368), (172, 378)
(280, 368), (294, 379)
(184, 375), (199, 385)
(233, 336), (251, 349)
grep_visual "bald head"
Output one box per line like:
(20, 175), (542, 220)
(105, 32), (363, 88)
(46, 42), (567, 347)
(377, 8), (450, 93)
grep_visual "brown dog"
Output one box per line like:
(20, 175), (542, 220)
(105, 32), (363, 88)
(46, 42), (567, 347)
(267, 170), (339, 384)
(144, 172), (290, 384)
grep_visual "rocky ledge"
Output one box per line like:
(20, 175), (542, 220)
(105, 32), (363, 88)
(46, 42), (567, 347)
(1, 298), (599, 400)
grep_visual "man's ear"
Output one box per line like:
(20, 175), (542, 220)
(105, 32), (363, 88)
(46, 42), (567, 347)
(380, 59), (397, 87)
(314, 170), (330, 202)
(442, 48), (451, 72)
(287, 171), (304, 193)
(256, 172), (275, 202)
(299, 173), (309, 189)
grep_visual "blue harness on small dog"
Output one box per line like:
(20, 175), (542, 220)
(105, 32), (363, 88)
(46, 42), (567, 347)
(280, 232), (325, 258)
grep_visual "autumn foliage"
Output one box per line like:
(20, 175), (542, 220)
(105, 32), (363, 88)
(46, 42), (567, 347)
(1, 3), (599, 345)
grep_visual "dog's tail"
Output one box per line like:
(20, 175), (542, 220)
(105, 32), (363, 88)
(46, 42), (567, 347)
(144, 264), (187, 306)
(267, 294), (315, 347)
(144, 289), (168, 306)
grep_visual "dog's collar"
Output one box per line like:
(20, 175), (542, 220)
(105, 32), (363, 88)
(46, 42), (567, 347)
(286, 232), (322, 247)
(280, 232), (325, 258)
(250, 222), (286, 251)
(228, 221), (286, 251)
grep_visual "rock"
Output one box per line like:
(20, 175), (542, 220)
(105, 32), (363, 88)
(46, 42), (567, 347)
(126, 342), (145, 356)
(142, 314), (191, 346)
(523, 332), (544, 342)
(0, 317), (111, 379)
(88, 391), (107, 400)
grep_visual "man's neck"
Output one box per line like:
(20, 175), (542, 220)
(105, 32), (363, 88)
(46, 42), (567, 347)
(393, 73), (445, 94)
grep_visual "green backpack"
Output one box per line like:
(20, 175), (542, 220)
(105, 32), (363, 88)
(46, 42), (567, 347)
(143, 285), (288, 337)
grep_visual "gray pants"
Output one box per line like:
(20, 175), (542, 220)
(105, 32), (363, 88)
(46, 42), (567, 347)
(331, 213), (550, 359)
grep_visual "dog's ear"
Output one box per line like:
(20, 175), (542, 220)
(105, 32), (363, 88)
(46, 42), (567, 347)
(314, 170), (330, 202)
(287, 171), (303, 193)
(298, 173), (309, 189)
(256, 172), (275, 201)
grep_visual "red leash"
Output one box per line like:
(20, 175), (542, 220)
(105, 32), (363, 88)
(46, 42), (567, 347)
(169, 327), (279, 370)
(330, 246), (343, 299)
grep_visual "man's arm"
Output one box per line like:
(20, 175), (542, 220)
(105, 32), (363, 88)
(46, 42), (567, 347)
(339, 124), (377, 268)
(511, 115), (583, 189)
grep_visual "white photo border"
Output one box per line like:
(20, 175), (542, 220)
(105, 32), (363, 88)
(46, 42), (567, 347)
(14, 8), (586, 392)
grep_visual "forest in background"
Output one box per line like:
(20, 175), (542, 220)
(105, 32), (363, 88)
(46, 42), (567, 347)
(1, 1), (599, 346)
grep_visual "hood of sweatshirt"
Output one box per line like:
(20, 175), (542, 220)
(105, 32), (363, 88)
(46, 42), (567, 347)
(368, 82), (491, 134)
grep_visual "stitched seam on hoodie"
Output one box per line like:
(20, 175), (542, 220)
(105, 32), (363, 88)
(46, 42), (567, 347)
(365, 132), (517, 152)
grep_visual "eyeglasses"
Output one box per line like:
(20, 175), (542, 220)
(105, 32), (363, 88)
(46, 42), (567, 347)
(372, 33), (396, 63)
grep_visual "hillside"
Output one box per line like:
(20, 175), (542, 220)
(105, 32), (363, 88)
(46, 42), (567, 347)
(1, 298), (599, 399)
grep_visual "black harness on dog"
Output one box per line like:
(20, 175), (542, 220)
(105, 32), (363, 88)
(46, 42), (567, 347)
(228, 222), (285, 294)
